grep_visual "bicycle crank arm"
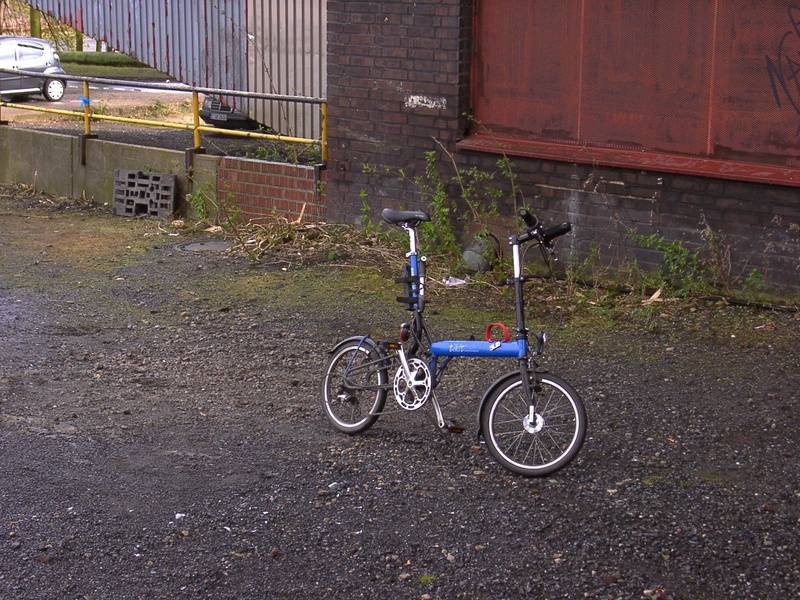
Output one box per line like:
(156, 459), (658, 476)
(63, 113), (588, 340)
(396, 347), (413, 383)
(430, 391), (446, 429)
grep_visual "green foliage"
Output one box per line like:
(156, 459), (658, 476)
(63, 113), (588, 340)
(59, 51), (148, 67)
(742, 268), (766, 293)
(358, 191), (406, 249)
(455, 164), (500, 222)
(496, 156), (521, 213)
(91, 102), (111, 116)
(247, 141), (320, 166)
(566, 244), (602, 291)
(186, 186), (240, 230)
(61, 63), (169, 80)
(186, 189), (210, 221)
(355, 142), (525, 269)
(143, 100), (172, 118)
(417, 574), (437, 587)
(630, 231), (708, 296)
(416, 151), (461, 259)
(250, 145), (284, 162)
(700, 224), (732, 290)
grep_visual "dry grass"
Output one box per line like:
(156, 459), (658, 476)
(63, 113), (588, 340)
(226, 215), (462, 294)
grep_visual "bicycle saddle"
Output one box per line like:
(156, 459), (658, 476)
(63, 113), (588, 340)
(381, 208), (431, 226)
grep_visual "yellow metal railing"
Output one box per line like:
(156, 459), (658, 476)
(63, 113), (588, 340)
(0, 68), (328, 160)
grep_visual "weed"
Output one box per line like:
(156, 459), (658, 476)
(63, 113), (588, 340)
(417, 574), (437, 587)
(186, 189), (211, 221)
(359, 192), (408, 248)
(144, 100), (172, 118)
(497, 155), (523, 214)
(700, 223), (733, 290)
(742, 268), (765, 293)
(642, 474), (667, 487)
(566, 244), (602, 292)
(416, 150), (461, 259)
(251, 144), (285, 162)
(185, 185), (240, 230)
(91, 102), (111, 116)
(629, 231), (708, 296)
(247, 141), (321, 165)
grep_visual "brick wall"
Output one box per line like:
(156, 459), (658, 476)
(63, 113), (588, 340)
(326, 0), (800, 289)
(456, 153), (800, 289)
(217, 157), (323, 221)
(326, 0), (472, 223)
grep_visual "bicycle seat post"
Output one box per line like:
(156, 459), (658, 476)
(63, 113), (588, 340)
(403, 223), (418, 257)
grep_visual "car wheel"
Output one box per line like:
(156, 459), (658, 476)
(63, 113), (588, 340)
(42, 79), (66, 102)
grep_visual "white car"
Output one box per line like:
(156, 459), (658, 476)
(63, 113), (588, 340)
(0, 36), (68, 102)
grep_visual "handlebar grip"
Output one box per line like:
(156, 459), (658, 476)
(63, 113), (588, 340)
(541, 222), (572, 243)
(518, 208), (539, 228)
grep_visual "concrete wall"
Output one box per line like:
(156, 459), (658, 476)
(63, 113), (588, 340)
(0, 127), (219, 213)
(0, 126), (318, 222)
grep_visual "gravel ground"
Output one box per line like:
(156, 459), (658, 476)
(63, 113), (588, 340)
(0, 189), (798, 599)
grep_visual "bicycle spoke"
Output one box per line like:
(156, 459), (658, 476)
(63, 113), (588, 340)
(324, 345), (387, 432)
(501, 402), (524, 420)
(494, 416), (524, 426)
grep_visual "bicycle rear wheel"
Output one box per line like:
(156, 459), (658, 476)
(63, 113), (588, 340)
(481, 373), (586, 476)
(321, 338), (388, 434)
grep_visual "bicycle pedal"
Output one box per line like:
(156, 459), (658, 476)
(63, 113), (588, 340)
(439, 419), (464, 434)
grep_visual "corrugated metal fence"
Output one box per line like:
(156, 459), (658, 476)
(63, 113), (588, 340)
(246, 0), (326, 140)
(26, 0), (326, 139)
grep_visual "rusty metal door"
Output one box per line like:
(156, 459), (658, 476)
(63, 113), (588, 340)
(470, 0), (800, 186)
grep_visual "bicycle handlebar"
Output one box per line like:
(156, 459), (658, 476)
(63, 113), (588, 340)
(541, 222), (572, 243)
(516, 208), (571, 246)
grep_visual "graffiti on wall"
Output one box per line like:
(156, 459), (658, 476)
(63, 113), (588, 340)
(766, 6), (800, 127)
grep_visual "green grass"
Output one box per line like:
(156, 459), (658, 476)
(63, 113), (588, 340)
(59, 51), (147, 67)
(62, 63), (170, 80)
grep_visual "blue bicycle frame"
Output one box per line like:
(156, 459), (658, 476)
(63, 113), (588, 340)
(395, 220), (540, 428)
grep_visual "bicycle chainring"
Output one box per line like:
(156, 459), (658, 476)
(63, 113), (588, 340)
(393, 358), (432, 411)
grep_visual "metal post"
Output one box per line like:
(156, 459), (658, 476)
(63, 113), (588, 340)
(82, 81), (92, 136)
(192, 91), (202, 150)
(320, 102), (328, 162)
(30, 8), (41, 38)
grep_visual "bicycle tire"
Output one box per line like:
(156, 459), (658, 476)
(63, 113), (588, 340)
(321, 338), (388, 434)
(480, 373), (586, 476)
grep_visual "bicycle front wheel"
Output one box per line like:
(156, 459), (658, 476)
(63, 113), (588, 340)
(481, 373), (586, 477)
(321, 339), (388, 434)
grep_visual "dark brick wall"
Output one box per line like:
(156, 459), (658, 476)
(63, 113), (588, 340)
(456, 153), (800, 289)
(326, 0), (472, 223)
(217, 158), (323, 222)
(326, 0), (800, 288)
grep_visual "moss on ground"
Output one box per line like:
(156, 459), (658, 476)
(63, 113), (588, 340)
(1, 187), (798, 356)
